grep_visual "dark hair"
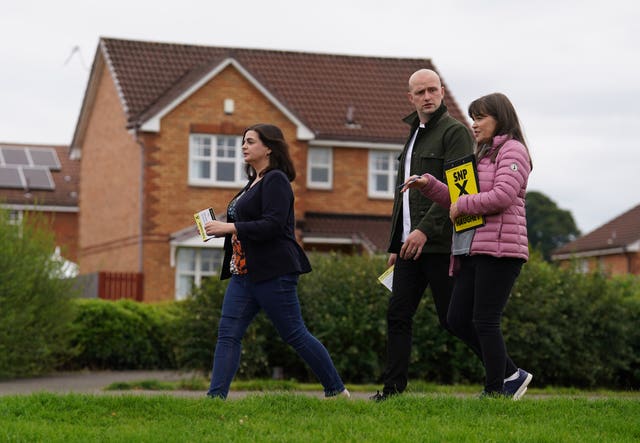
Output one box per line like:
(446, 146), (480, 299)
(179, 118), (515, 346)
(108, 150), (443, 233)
(468, 93), (532, 167)
(242, 123), (296, 182)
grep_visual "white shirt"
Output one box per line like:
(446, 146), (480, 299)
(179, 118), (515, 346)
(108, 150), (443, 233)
(401, 124), (425, 242)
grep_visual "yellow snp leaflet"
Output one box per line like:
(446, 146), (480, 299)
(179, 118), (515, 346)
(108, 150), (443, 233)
(444, 155), (485, 233)
(194, 207), (216, 242)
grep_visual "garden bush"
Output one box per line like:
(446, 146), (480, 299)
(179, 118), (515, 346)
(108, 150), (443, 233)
(174, 251), (640, 389)
(0, 209), (78, 379)
(65, 299), (178, 370)
(505, 255), (640, 388)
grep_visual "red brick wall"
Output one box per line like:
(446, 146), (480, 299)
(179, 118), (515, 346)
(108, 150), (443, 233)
(21, 210), (78, 262)
(78, 62), (142, 274)
(49, 211), (79, 262)
(81, 63), (398, 301)
(299, 147), (393, 216)
(558, 252), (640, 276)
(137, 65), (395, 300)
(597, 253), (640, 275)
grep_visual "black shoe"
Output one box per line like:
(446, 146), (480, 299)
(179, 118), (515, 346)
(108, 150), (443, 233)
(369, 390), (397, 402)
(503, 368), (533, 400)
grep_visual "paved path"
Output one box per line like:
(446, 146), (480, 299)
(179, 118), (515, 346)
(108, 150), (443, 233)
(0, 370), (372, 399)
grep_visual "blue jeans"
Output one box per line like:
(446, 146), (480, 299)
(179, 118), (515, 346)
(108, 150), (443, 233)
(207, 274), (345, 399)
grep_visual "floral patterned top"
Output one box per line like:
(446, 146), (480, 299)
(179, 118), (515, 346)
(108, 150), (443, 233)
(230, 234), (247, 275)
(228, 192), (248, 275)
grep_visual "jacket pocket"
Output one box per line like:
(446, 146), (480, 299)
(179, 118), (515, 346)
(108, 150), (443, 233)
(418, 151), (445, 179)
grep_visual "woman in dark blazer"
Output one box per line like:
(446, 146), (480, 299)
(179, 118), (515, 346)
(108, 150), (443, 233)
(204, 123), (349, 399)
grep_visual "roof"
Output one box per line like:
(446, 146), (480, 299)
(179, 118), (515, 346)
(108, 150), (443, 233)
(301, 212), (391, 253)
(0, 142), (79, 209)
(87, 37), (468, 145)
(552, 204), (640, 257)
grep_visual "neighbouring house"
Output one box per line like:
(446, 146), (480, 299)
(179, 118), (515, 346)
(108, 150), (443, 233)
(0, 142), (79, 265)
(71, 36), (469, 301)
(552, 203), (640, 275)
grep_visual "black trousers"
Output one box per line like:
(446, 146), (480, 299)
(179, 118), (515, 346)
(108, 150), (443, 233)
(382, 253), (453, 394)
(447, 255), (522, 393)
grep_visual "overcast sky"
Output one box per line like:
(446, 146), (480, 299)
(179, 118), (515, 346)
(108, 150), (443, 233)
(2, 0), (639, 234)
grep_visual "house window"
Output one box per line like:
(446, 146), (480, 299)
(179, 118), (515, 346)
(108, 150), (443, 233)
(8, 209), (23, 225)
(175, 247), (223, 300)
(189, 134), (246, 187)
(368, 150), (398, 199)
(307, 147), (333, 189)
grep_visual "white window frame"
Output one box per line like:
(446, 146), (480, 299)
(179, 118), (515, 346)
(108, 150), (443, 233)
(8, 209), (23, 225)
(188, 134), (246, 187)
(368, 150), (398, 199)
(307, 146), (333, 190)
(174, 247), (223, 300)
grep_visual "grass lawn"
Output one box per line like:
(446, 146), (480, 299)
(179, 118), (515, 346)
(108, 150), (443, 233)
(1, 389), (639, 442)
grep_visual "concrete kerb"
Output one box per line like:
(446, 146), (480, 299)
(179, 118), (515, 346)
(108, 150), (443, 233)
(0, 370), (375, 399)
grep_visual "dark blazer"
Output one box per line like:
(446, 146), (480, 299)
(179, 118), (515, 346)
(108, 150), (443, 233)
(220, 169), (311, 282)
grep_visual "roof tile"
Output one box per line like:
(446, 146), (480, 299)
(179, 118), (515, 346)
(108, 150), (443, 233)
(553, 204), (640, 254)
(101, 37), (468, 143)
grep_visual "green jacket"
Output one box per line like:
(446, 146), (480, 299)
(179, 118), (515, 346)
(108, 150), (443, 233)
(388, 104), (474, 254)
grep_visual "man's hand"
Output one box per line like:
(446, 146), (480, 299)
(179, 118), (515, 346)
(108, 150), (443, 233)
(399, 229), (427, 260)
(387, 253), (397, 267)
(449, 202), (460, 223)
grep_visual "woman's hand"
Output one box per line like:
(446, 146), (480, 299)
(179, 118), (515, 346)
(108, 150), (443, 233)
(400, 174), (429, 192)
(204, 220), (237, 236)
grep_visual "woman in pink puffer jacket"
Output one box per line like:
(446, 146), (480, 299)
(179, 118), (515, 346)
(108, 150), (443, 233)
(403, 92), (533, 399)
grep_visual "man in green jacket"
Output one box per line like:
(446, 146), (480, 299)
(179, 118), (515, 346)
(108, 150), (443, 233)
(371, 69), (474, 401)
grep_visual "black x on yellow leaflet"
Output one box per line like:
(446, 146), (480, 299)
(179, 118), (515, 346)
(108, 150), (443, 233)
(444, 155), (485, 233)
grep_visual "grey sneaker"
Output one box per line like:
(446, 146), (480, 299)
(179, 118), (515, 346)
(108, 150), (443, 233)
(503, 368), (532, 400)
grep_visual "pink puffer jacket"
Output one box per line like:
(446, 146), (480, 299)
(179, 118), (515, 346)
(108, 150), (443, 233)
(418, 134), (531, 260)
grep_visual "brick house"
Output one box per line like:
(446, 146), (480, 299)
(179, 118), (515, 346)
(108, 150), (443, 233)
(552, 203), (640, 275)
(0, 142), (79, 265)
(71, 37), (469, 301)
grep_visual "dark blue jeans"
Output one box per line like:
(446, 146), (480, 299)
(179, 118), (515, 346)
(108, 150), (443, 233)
(207, 273), (345, 399)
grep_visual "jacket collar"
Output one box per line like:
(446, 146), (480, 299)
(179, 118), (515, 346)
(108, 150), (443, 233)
(492, 134), (511, 147)
(402, 103), (448, 131)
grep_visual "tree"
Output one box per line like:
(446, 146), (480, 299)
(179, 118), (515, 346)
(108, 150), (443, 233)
(0, 208), (78, 379)
(525, 191), (581, 261)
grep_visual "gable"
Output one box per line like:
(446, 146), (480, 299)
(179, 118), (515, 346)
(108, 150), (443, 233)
(76, 37), (469, 148)
(138, 58), (314, 140)
(553, 203), (640, 258)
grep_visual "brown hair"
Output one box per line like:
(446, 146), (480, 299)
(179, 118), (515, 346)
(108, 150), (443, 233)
(468, 93), (532, 167)
(242, 123), (296, 182)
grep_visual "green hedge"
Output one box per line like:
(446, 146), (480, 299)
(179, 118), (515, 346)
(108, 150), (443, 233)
(58, 252), (640, 389)
(173, 252), (640, 389)
(64, 299), (179, 370)
(504, 256), (640, 388)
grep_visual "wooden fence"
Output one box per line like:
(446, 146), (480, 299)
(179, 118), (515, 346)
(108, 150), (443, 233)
(97, 272), (144, 301)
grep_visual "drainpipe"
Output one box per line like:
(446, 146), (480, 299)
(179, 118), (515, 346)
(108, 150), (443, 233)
(134, 127), (145, 274)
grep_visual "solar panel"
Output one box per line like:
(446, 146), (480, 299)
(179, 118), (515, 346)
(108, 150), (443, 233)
(0, 147), (60, 191)
(29, 148), (61, 170)
(1, 148), (29, 165)
(22, 167), (55, 190)
(0, 166), (24, 188)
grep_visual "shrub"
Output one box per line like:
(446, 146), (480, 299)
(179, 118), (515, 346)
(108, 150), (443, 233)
(0, 209), (78, 379)
(174, 251), (640, 389)
(65, 299), (178, 370)
(505, 253), (640, 388)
